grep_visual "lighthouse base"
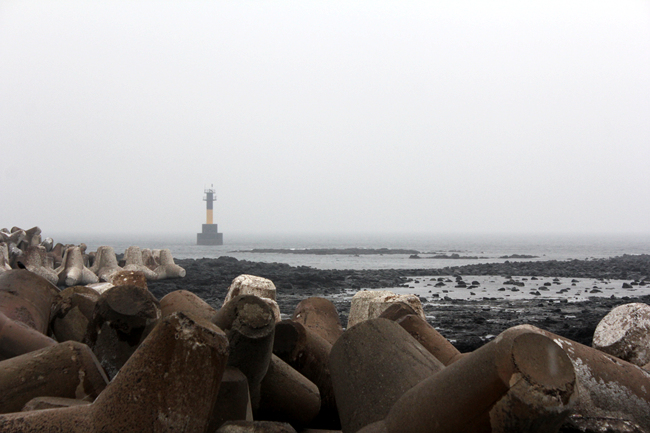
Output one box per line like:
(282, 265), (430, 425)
(197, 224), (223, 245)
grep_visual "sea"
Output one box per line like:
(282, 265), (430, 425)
(51, 232), (650, 271)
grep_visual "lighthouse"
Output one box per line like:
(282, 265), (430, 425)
(197, 186), (223, 245)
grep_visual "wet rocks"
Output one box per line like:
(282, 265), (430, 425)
(147, 256), (650, 352)
(242, 247), (420, 255)
(429, 254), (650, 281)
(147, 256), (408, 304)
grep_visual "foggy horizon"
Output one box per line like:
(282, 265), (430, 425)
(2, 1), (649, 237)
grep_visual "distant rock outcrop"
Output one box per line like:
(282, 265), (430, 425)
(241, 248), (421, 255)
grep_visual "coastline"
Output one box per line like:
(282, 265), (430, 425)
(147, 254), (650, 352)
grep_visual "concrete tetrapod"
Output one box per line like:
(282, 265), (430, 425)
(377, 302), (419, 321)
(22, 397), (91, 411)
(377, 304), (462, 366)
(394, 314), (461, 366)
(347, 290), (425, 329)
(5, 242), (23, 270)
(516, 324), (650, 432)
(300, 430), (343, 433)
(19, 245), (58, 286)
(224, 274), (281, 323)
(357, 326), (576, 433)
(0, 311), (57, 361)
(224, 274), (278, 303)
(0, 244), (11, 273)
(592, 302), (650, 367)
(16, 226), (41, 250)
(141, 248), (158, 270)
(292, 297), (344, 346)
(0, 269), (59, 333)
(257, 354), (321, 429)
(0, 312), (230, 432)
(110, 269), (148, 289)
(82, 270), (148, 300)
(0, 229), (24, 246)
(0, 340), (108, 414)
(48, 242), (66, 268)
(84, 284), (161, 379)
(213, 294), (276, 411)
(39, 237), (54, 252)
(160, 289), (217, 323)
(209, 366), (254, 432)
(216, 420), (297, 433)
(273, 319), (338, 429)
(50, 285), (100, 343)
(56, 246), (99, 287)
(89, 246), (122, 282)
(123, 246), (158, 280)
(153, 249), (187, 280)
(330, 318), (445, 433)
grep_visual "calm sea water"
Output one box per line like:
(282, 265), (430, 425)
(51, 232), (650, 271)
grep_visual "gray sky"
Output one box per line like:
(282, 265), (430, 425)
(1, 1), (649, 236)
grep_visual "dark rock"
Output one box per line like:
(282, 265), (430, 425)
(144, 255), (650, 354)
(240, 248), (420, 255)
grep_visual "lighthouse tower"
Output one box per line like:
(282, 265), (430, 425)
(197, 186), (223, 245)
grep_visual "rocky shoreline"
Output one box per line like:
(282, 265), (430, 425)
(235, 247), (421, 255)
(147, 254), (650, 352)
